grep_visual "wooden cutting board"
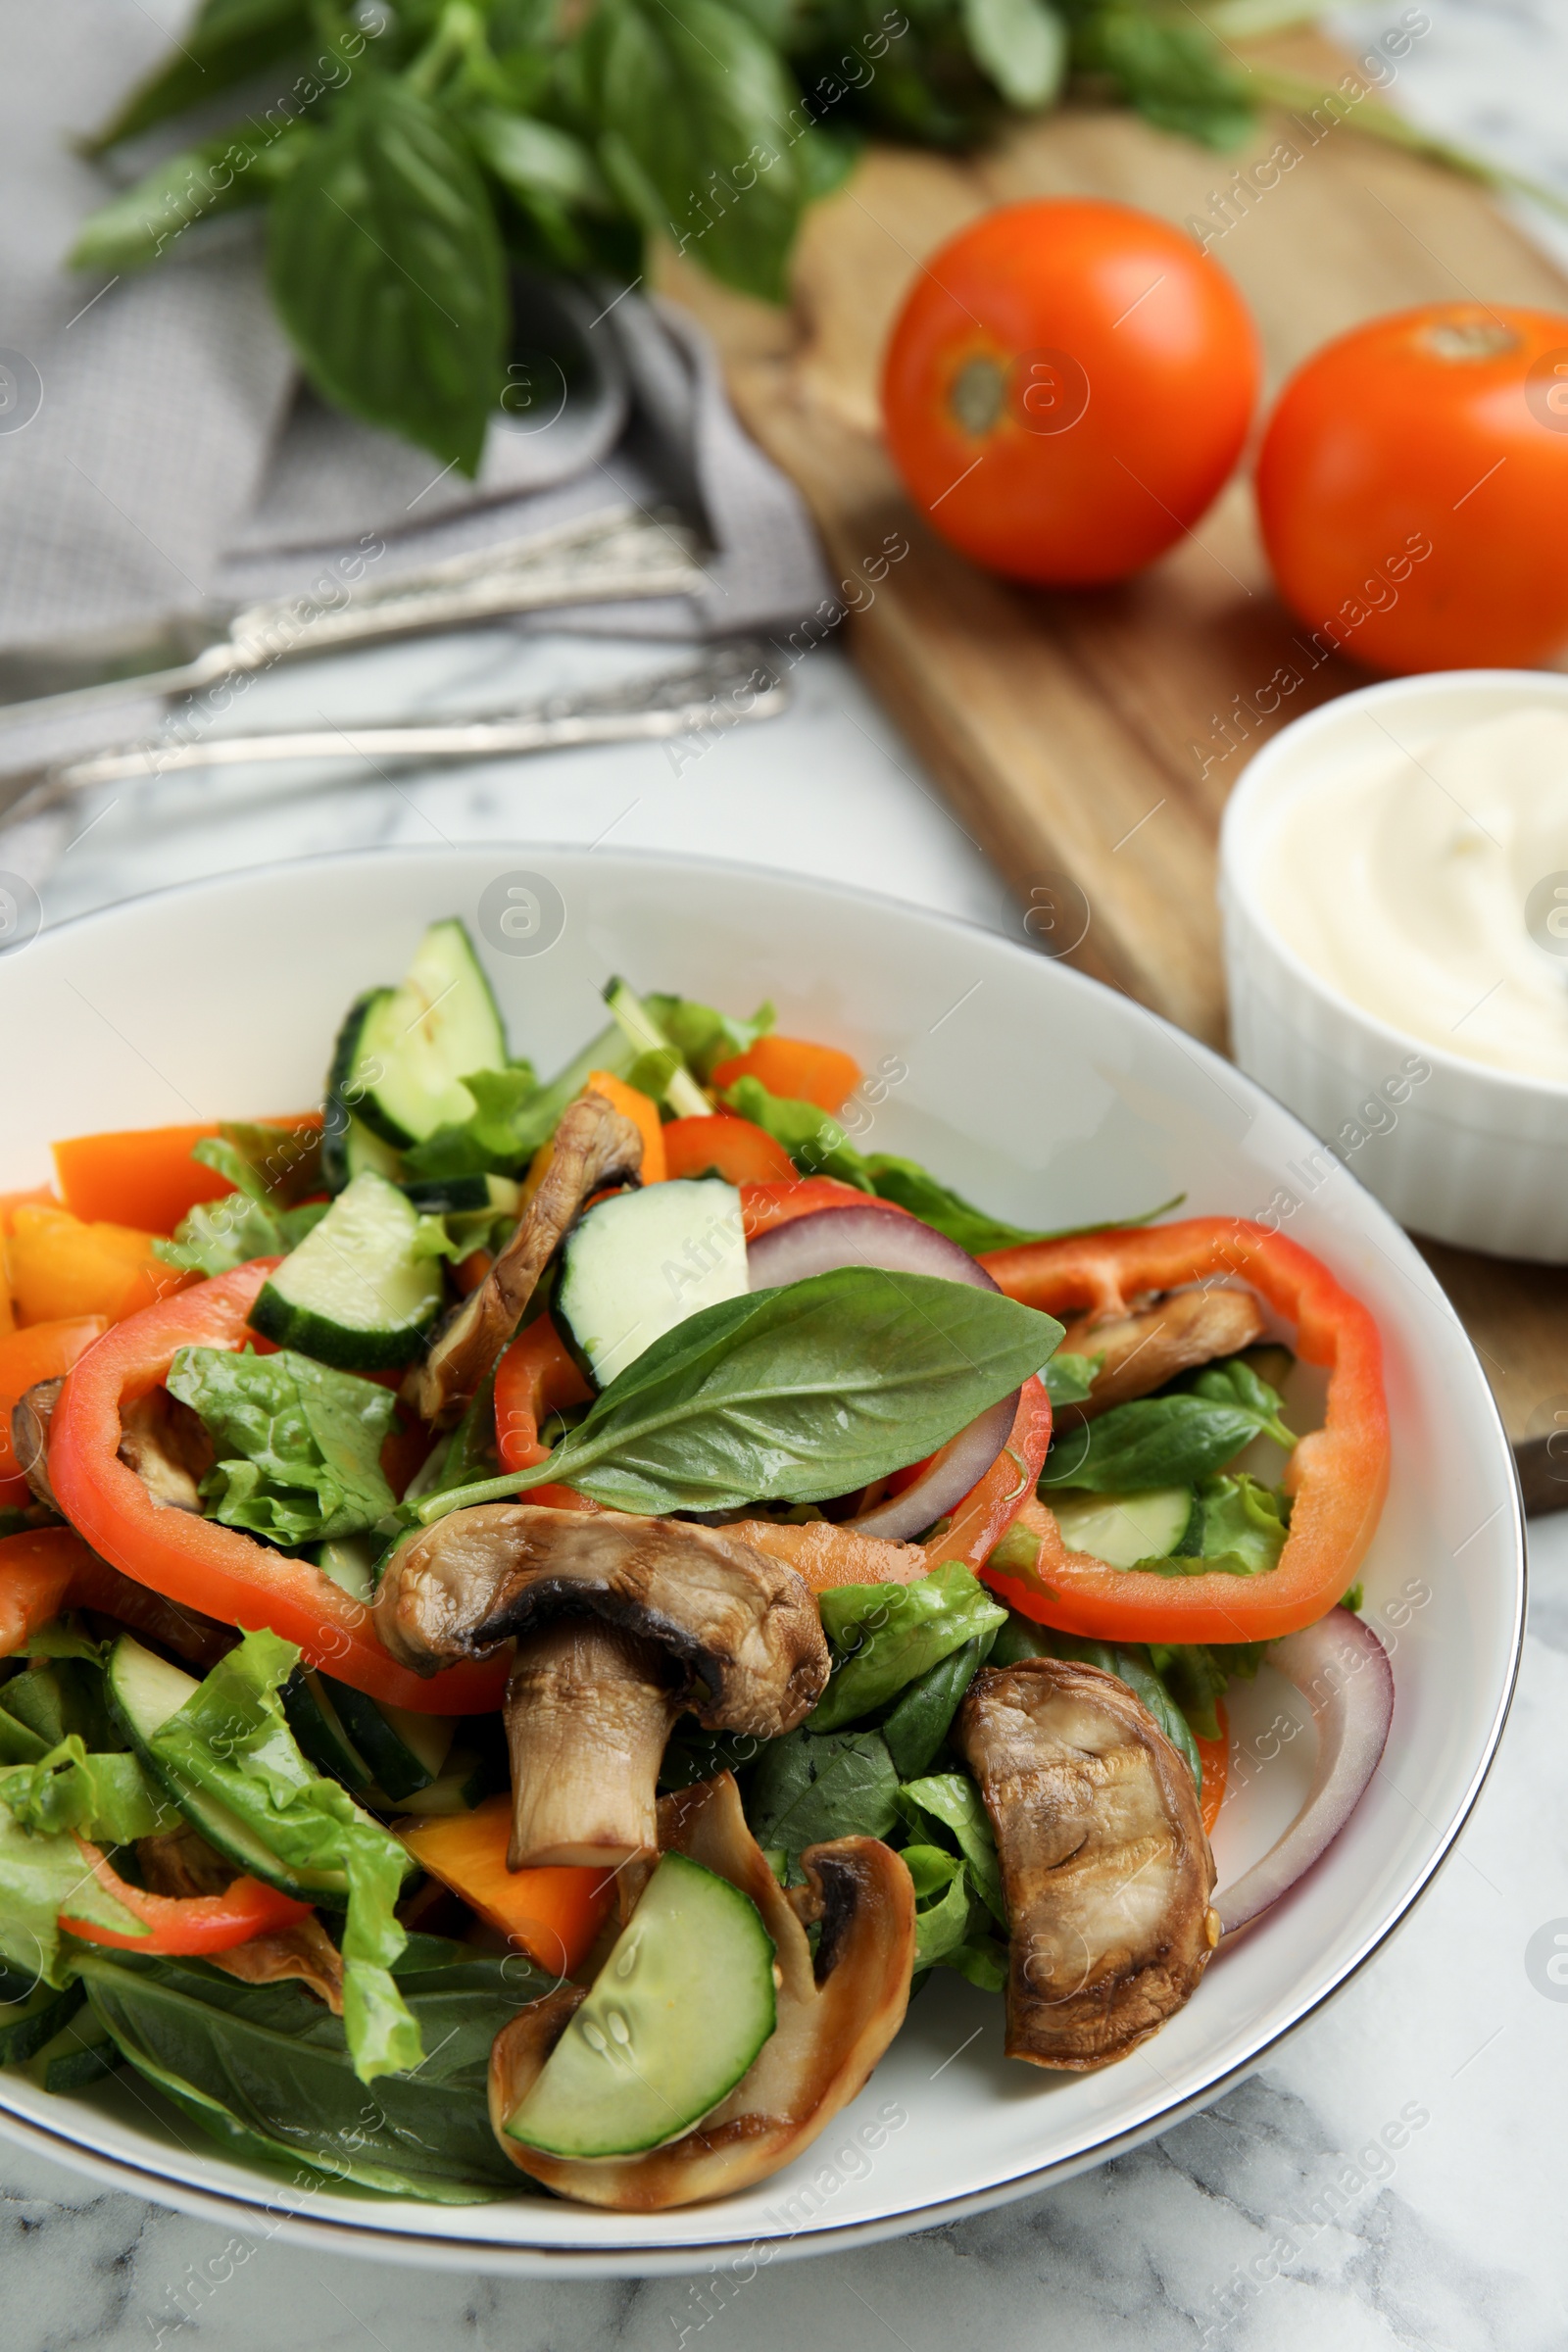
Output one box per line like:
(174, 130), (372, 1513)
(659, 29), (1568, 1507)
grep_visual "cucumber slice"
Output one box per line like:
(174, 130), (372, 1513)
(281, 1668), (374, 1792)
(251, 1170), (444, 1369)
(602, 978), (710, 1118)
(0, 1982), (84, 2067)
(556, 1178), (747, 1389)
(1051, 1485), (1200, 1569)
(392, 1749), (489, 1817)
(107, 1637), (351, 1907)
(504, 1852), (776, 2159)
(313, 1534), (380, 1606)
(328, 920), (508, 1149)
(322, 1679), (454, 1803)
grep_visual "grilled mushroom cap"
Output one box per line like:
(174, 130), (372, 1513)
(487, 1770), (915, 2208)
(954, 1656), (1216, 2070)
(1062, 1287), (1265, 1418)
(407, 1087), (644, 1428)
(374, 1506), (829, 1869)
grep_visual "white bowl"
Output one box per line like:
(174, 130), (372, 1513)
(1220, 668), (1568, 1261)
(0, 847), (1523, 2274)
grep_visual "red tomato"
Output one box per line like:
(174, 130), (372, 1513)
(1256, 303), (1568, 672)
(880, 199), (1259, 585)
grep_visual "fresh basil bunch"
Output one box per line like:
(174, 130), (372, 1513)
(71, 0), (1258, 470)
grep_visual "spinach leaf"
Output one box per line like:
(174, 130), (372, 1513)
(904, 1843), (971, 1969)
(148, 1631), (419, 2082)
(1041, 1394), (1259, 1492)
(944, 1936), (1008, 1993)
(157, 1140), (327, 1276)
(168, 1346), (396, 1546)
(645, 993), (774, 1084)
(1143, 1473), (1288, 1581)
(419, 1267), (1064, 1521)
(899, 1771), (1005, 1927)
(581, 0), (806, 301)
(813, 1563), (1006, 1733)
(721, 1076), (874, 1190)
(746, 1729), (899, 1856)
(1147, 1639), (1268, 1742)
(268, 79), (508, 473)
(75, 1944), (539, 2199)
(881, 1630), (996, 1780)
(0, 1737), (174, 1845)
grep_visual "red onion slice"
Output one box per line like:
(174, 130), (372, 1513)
(746, 1203), (1001, 1294)
(1215, 1606), (1394, 1937)
(746, 1203), (1013, 1544)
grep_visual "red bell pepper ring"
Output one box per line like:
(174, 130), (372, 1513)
(976, 1217), (1390, 1644)
(62, 1839), (312, 1954)
(493, 1314), (598, 1510)
(46, 1261), (509, 1714)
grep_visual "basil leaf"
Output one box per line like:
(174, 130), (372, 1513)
(75, 1946), (531, 2199)
(71, 123), (302, 276)
(746, 1728), (899, 1855)
(722, 1075), (873, 1190)
(1184, 1358), (1295, 1449)
(900, 1771), (1005, 1928)
(813, 1563), (1006, 1732)
(1040, 1393), (1263, 1493)
(268, 79), (507, 472)
(581, 0), (806, 300)
(0, 1737), (174, 1845)
(881, 1630), (996, 1780)
(84, 0), (313, 154)
(961, 0), (1066, 108)
(422, 1268), (1064, 1519)
(149, 1631), (419, 2082)
(169, 1347), (397, 1546)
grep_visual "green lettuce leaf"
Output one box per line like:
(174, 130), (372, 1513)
(813, 1563), (1006, 1732)
(167, 1346), (396, 1546)
(644, 992), (774, 1083)
(400, 1064), (541, 1182)
(0, 1736), (175, 1844)
(0, 1811), (145, 1985)
(1146, 1637), (1268, 1742)
(146, 1630), (420, 2082)
(720, 1074), (874, 1190)
(156, 1138), (328, 1276)
(1142, 1472), (1289, 1581)
(899, 1770), (1005, 1928)
(903, 1842), (972, 1969)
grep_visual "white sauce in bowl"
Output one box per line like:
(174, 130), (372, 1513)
(1258, 706), (1568, 1081)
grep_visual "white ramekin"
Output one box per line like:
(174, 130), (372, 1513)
(1220, 668), (1568, 1262)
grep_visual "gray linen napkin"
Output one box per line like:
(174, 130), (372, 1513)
(0, 3), (830, 676)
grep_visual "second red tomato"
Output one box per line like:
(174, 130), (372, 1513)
(881, 199), (1260, 586)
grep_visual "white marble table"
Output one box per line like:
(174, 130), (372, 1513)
(8, 2), (1568, 2340)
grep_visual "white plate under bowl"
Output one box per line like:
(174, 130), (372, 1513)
(0, 848), (1523, 2275)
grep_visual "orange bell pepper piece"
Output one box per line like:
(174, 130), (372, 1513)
(400, 1794), (613, 1978)
(977, 1217), (1390, 1645)
(9, 1204), (184, 1327)
(586, 1070), (665, 1182)
(711, 1034), (862, 1114)
(53, 1123), (228, 1235)
(662, 1114), (794, 1186)
(0, 1318), (110, 1492)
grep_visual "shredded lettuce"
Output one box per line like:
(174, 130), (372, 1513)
(167, 1345), (397, 1547)
(147, 1630), (420, 2082)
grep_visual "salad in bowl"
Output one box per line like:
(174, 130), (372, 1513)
(0, 915), (1394, 2213)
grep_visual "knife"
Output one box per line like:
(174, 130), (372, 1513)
(0, 640), (789, 831)
(0, 506), (707, 731)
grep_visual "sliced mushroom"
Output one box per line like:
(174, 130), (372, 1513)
(954, 1656), (1216, 2070)
(407, 1088), (644, 1428)
(375, 1505), (829, 1868)
(1063, 1286), (1265, 1418)
(488, 1770), (915, 2208)
(117, 1388), (215, 1510)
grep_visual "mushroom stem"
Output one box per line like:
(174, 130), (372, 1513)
(505, 1621), (681, 1871)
